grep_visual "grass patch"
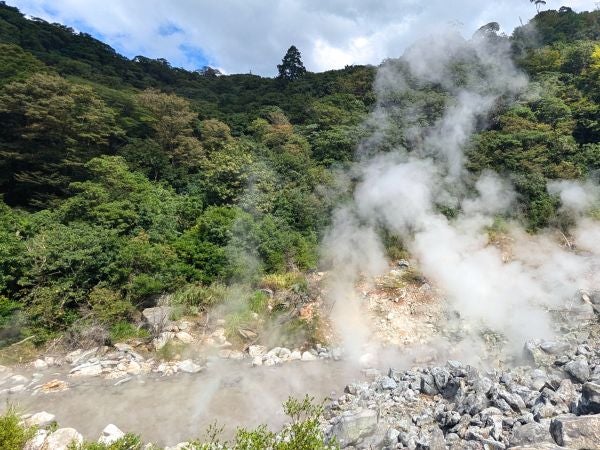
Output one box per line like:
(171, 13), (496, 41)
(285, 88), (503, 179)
(0, 407), (37, 450)
(69, 433), (144, 450)
(260, 272), (307, 292)
(109, 322), (150, 343)
(172, 283), (229, 309)
(0, 339), (39, 366)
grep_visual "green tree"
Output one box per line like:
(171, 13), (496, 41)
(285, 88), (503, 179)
(0, 73), (122, 207)
(277, 46), (307, 81)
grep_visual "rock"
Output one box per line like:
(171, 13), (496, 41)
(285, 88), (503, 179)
(176, 331), (194, 344)
(248, 345), (266, 357)
(113, 343), (133, 352)
(10, 374), (28, 384)
(380, 376), (397, 390)
(252, 356), (263, 367)
(550, 414), (600, 449)
(177, 360), (203, 374)
(69, 362), (102, 377)
(301, 351), (317, 361)
(45, 428), (83, 450)
(153, 332), (176, 350)
(510, 421), (553, 447)
(290, 350), (302, 360)
(142, 306), (172, 332)
(564, 358), (590, 383)
(384, 428), (400, 446)
(539, 341), (570, 355)
(33, 359), (48, 370)
(24, 429), (49, 450)
(578, 382), (600, 414)
(330, 409), (378, 446)
(24, 411), (56, 428)
(7, 384), (26, 393)
(98, 424), (125, 445)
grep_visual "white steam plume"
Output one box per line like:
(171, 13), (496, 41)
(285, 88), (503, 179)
(323, 29), (600, 359)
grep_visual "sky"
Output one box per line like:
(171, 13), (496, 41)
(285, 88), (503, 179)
(7, 0), (600, 76)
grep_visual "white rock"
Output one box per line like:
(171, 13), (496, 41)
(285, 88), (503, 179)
(290, 350), (302, 360)
(33, 359), (48, 370)
(98, 424), (125, 445)
(45, 428), (83, 450)
(65, 349), (82, 364)
(248, 345), (267, 357)
(252, 356), (263, 367)
(24, 429), (49, 450)
(113, 343), (133, 352)
(264, 356), (281, 366)
(153, 332), (175, 350)
(176, 331), (194, 344)
(125, 361), (141, 375)
(10, 374), (29, 384)
(69, 362), (102, 377)
(301, 351), (317, 361)
(177, 360), (203, 374)
(24, 411), (55, 427)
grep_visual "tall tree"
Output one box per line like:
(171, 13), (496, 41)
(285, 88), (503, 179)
(136, 89), (203, 168)
(530, 0), (547, 12)
(277, 46), (307, 81)
(0, 73), (122, 207)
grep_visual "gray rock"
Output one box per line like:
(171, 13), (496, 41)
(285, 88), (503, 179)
(421, 373), (438, 396)
(578, 382), (600, 414)
(550, 414), (600, 449)
(330, 409), (378, 446)
(429, 426), (446, 450)
(141, 306), (172, 332)
(45, 428), (83, 450)
(509, 420), (553, 447)
(539, 341), (570, 355)
(23, 411), (56, 428)
(564, 359), (590, 383)
(380, 376), (397, 390)
(177, 360), (203, 374)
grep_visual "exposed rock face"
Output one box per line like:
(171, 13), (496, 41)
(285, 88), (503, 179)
(550, 415), (600, 449)
(142, 306), (173, 333)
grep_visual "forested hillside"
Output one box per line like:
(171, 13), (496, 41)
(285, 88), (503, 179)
(0, 2), (599, 349)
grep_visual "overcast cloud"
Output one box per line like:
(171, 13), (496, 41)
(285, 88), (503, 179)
(7, 0), (599, 76)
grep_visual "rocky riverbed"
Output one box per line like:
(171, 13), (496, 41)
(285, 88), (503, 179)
(2, 274), (600, 449)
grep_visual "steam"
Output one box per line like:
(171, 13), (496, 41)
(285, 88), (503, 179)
(323, 29), (600, 359)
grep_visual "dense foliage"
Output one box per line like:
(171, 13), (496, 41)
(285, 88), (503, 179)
(0, 3), (599, 345)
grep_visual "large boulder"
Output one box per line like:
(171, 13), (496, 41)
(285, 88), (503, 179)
(550, 414), (600, 449)
(44, 428), (83, 450)
(564, 358), (590, 384)
(509, 420), (554, 447)
(578, 382), (600, 414)
(330, 408), (378, 446)
(142, 306), (172, 333)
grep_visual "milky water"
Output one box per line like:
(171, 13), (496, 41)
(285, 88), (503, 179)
(1, 359), (363, 446)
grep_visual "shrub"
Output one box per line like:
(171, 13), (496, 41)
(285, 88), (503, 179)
(69, 433), (143, 450)
(0, 407), (36, 450)
(260, 273), (307, 292)
(109, 322), (150, 343)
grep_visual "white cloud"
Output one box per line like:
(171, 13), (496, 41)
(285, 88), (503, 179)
(7, 0), (599, 76)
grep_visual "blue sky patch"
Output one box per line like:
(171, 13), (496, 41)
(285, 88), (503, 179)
(158, 22), (183, 36)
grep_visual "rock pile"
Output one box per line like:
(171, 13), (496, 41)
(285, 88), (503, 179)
(324, 337), (600, 449)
